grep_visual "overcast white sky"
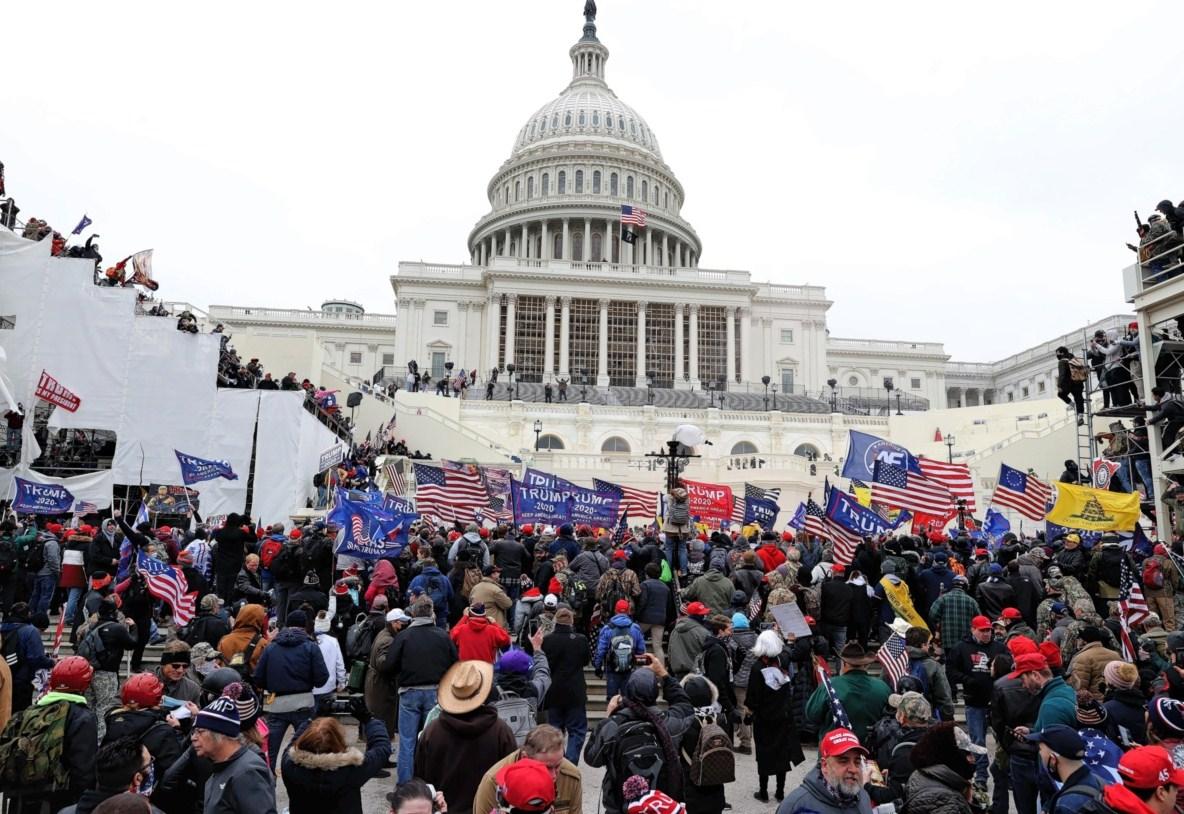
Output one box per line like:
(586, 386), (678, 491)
(5, 1), (1181, 361)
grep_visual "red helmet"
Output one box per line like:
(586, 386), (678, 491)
(50, 656), (94, 693)
(121, 672), (164, 708)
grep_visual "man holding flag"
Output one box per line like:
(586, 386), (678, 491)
(804, 642), (891, 743)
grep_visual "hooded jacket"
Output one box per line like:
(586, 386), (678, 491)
(253, 627), (329, 697)
(385, 617), (458, 687)
(945, 636), (1005, 708)
(906, 646), (955, 720)
(414, 705), (517, 814)
(32, 692), (98, 798)
(103, 706), (186, 777)
(776, 764), (873, 814)
(217, 604), (269, 672)
(1068, 641), (1123, 694)
(468, 577), (513, 630)
(668, 616), (710, 677)
(0, 619), (54, 683)
(450, 613), (511, 662)
(594, 614), (646, 671)
(904, 764), (973, 814)
(203, 744), (277, 814)
(683, 570), (735, 615)
(542, 623), (590, 708)
(280, 718), (391, 814)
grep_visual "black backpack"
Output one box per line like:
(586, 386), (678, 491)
(612, 719), (671, 799)
(23, 538), (46, 572)
(270, 543), (302, 583)
(345, 614), (377, 662)
(0, 538), (16, 576)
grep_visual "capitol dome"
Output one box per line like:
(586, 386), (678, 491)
(467, 4), (702, 269)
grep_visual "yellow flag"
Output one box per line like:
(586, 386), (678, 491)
(1045, 482), (1140, 532)
(879, 576), (928, 631)
(852, 485), (873, 507)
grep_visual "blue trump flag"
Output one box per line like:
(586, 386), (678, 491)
(328, 489), (412, 559)
(744, 497), (781, 530)
(841, 430), (920, 483)
(511, 477), (573, 525)
(13, 477), (75, 514)
(825, 487), (910, 538)
(983, 508), (1010, 538)
(788, 503), (807, 530)
(383, 493), (415, 515)
(175, 450), (238, 485)
(519, 468), (620, 527)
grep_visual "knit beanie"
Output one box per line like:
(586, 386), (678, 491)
(1148, 697), (1184, 738)
(1103, 660), (1139, 691)
(195, 683), (243, 736)
(1076, 695), (1108, 728)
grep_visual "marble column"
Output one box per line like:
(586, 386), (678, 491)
(503, 227), (511, 258)
(583, 219), (591, 262)
(661, 233), (669, 267)
(504, 294), (517, 366)
(562, 219), (570, 261)
(645, 229), (653, 267)
(635, 301), (647, 387)
(541, 221), (550, 261)
(486, 295), (500, 374)
(597, 298), (610, 387)
(739, 306), (752, 384)
(674, 303), (684, 387)
(689, 304), (700, 389)
(559, 296), (571, 376)
(725, 306), (736, 388)
(520, 224), (528, 259)
(543, 296), (556, 379)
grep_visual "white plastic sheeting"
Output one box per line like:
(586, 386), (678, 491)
(193, 390), (260, 519)
(252, 392), (304, 527)
(0, 465), (114, 510)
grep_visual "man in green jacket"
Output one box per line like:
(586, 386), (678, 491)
(804, 642), (891, 743)
(1011, 652), (1077, 730)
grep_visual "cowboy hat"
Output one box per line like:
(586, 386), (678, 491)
(888, 618), (913, 638)
(437, 659), (495, 715)
(838, 641), (876, 666)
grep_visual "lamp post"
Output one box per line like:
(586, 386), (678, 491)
(533, 419), (543, 451)
(506, 363), (516, 400)
(761, 375), (771, 411)
(771, 383), (778, 411)
(646, 371), (655, 405)
(579, 368), (589, 403)
(946, 433), (956, 464)
(717, 379), (726, 409)
(444, 361), (454, 399)
(646, 438), (701, 492)
(827, 377), (838, 412)
(883, 376), (894, 416)
(895, 391), (904, 416)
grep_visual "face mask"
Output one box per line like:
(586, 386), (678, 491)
(138, 759), (156, 798)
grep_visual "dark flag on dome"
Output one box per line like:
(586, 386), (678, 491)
(621, 204), (646, 244)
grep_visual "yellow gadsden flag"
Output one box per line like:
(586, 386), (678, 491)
(1045, 481), (1140, 532)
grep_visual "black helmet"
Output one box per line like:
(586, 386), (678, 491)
(731, 590), (747, 607)
(200, 667), (243, 705)
(895, 675), (925, 695)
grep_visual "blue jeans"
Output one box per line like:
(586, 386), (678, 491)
(64, 587), (84, 626)
(266, 707), (313, 768)
(1009, 753), (1038, 814)
(965, 706), (989, 786)
(817, 623), (847, 658)
(1116, 460), (1134, 492)
(398, 688), (438, 784)
(30, 574), (56, 615)
(1135, 457), (1155, 500)
(606, 670), (627, 701)
(548, 705), (588, 765)
(666, 538), (687, 573)
(261, 568), (274, 592)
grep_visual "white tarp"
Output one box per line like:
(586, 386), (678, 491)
(0, 465), (114, 510)
(193, 390), (260, 519)
(252, 392), (308, 526)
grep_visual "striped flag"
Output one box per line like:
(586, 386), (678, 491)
(136, 551), (197, 625)
(876, 632), (909, 691)
(990, 464), (1051, 522)
(817, 665), (854, 730)
(612, 510), (631, 548)
(804, 497), (828, 539)
(51, 612), (67, 657)
(384, 459), (408, 496)
(745, 483), (781, 503)
(826, 520), (864, 569)
(1118, 557), (1151, 661)
(620, 205), (647, 227)
(918, 457), (977, 512)
(413, 461), (491, 522)
(593, 478), (658, 518)
(731, 495), (747, 524)
(871, 461), (953, 516)
(72, 500), (98, 516)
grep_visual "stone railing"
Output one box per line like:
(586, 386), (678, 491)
(208, 305), (398, 327)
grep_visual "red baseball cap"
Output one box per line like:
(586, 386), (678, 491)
(495, 758), (556, 812)
(975, 548), (988, 557)
(1007, 637), (1038, 657)
(831, 563), (846, 574)
(971, 615), (993, 630)
(820, 728), (869, 758)
(1008, 652), (1048, 679)
(1038, 641), (1063, 668)
(685, 601), (710, 617)
(1001, 607), (1023, 621)
(614, 599), (631, 614)
(612, 550), (628, 561)
(1117, 745), (1184, 789)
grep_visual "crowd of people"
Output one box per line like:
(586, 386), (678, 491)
(4, 461), (1184, 814)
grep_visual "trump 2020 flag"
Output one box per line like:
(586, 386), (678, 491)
(12, 477), (75, 515)
(328, 489), (412, 560)
(175, 450), (238, 485)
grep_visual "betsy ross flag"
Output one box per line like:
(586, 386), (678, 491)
(876, 632), (910, 691)
(817, 666), (853, 731)
(137, 551), (197, 625)
(918, 457), (977, 512)
(593, 478), (658, 518)
(990, 464), (1051, 521)
(413, 461), (490, 522)
(1118, 557), (1151, 659)
(872, 460), (953, 516)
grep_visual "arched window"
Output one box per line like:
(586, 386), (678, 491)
(572, 232), (584, 261)
(540, 118), (547, 132)
(553, 233), (563, 259)
(591, 232), (602, 261)
(626, 176), (634, 198)
(606, 115), (614, 130)
(629, 119), (637, 136)
(731, 441), (758, 455)
(575, 170), (584, 193)
(526, 177), (534, 199)
(592, 111), (600, 126)
(654, 183), (660, 205)
(537, 434), (565, 450)
(793, 443), (821, 460)
(665, 191), (669, 209)
(514, 181), (520, 202)
(601, 437), (631, 454)
(610, 173), (619, 196)
(578, 110), (586, 126)
(618, 115), (625, 131)
(564, 112), (572, 127)
(641, 180), (648, 201)
(504, 184), (509, 203)
(551, 114), (559, 128)
(542, 173), (550, 196)
(558, 171), (566, 194)
(593, 170), (601, 193)
(530, 122), (536, 138)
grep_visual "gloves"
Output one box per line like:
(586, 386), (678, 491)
(350, 696), (372, 724)
(594, 668), (604, 679)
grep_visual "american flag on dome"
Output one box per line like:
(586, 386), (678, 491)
(593, 478), (658, 519)
(817, 666), (853, 731)
(413, 461), (491, 523)
(989, 464), (1051, 521)
(876, 632), (909, 691)
(620, 205), (647, 227)
(1118, 557), (1151, 659)
(384, 459), (408, 496)
(871, 460), (953, 516)
(918, 457), (977, 512)
(137, 551), (197, 625)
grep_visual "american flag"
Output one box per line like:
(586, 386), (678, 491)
(731, 495), (747, 524)
(413, 461), (491, 522)
(136, 551), (197, 625)
(804, 497), (828, 539)
(1118, 557), (1151, 659)
(477, 495), (514, 525)
(745, 483), (782, 503)
(822, 508), (864, 569)
(817, 665), (853, 730)
(72, 500), (98, 516)
(593, 478), (658, 519)
(871, 461), (953, 516)
(384, 459), (408, 496)
(876, 632), (909, 690)
(918, 457), (977, 513)
(612, 510), (632, 548)
(620, 205), (647, 227)
(990, 464), (1051, 521)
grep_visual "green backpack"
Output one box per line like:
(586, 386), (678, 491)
(0, 700), (72, 791)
